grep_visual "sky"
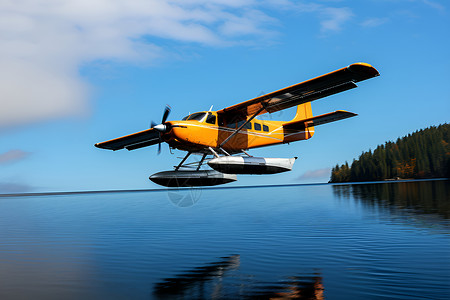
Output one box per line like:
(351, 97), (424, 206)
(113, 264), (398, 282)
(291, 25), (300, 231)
(0, 0), (449, 193)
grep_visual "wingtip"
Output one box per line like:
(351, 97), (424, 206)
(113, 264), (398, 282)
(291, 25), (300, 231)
(94, 143), (106, 149)
(336, 109), (358, 115)
(347, 62), (380, 78)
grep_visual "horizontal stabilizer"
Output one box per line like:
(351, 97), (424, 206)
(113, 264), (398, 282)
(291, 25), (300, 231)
(95, 128), (160, 151)
(283, 110), (357, 130)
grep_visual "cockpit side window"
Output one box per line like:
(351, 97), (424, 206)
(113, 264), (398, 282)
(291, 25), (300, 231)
(205, 112), (216, 124)
(225, 122), (236, 129)
(236, 120), (245, 128)
(187, 112), (207, 121)
(217, 115), (224, 126)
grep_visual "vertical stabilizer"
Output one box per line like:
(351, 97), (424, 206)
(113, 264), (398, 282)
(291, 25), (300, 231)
(290, 103), (313, 122)
(282, 102), (315, 142)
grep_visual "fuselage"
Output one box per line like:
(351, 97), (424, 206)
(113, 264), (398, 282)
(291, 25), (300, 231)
(162, 110), (314, 153)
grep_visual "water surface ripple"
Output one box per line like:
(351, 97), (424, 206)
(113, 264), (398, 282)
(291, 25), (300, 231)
(0, 180), (449, 299)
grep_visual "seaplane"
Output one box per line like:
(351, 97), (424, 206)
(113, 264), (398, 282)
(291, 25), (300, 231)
(95, 62), (379, 187)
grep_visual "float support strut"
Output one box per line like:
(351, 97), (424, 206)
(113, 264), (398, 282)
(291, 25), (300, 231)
(196, 153), (207, 171)
(175, 152), (192, 171)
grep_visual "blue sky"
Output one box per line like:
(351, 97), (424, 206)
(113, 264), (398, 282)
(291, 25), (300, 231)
(0, 0), (449, 193)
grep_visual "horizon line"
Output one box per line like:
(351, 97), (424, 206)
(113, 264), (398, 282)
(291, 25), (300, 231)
(0, 178), (448, 198)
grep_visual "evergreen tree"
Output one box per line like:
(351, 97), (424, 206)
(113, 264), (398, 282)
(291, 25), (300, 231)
(330, 124), (450, 182)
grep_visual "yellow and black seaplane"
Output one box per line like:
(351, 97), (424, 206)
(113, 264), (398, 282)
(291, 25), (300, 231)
(95, 63), (379, 187)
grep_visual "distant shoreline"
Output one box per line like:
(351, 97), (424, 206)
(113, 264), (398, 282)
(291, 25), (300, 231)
(330, 124), (449, 183)
(0, 178), (448, 198)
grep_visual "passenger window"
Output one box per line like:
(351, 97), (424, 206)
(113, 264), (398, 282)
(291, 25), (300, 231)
(206, 113), (216, 124)
(254, 123), (261, 131)
(263, 125), (269, 132)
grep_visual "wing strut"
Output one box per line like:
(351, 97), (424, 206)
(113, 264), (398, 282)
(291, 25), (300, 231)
(219, 105), (266, 148)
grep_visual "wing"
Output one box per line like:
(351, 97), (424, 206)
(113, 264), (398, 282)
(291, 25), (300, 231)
(95, 128), (160, 151)
(283, 110), (357, 130)
(217, 63), (379, 122)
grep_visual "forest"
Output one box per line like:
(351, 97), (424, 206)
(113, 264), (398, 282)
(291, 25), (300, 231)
(330, 123), (449, 182)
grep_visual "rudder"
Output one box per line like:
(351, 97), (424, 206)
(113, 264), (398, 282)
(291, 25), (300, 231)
(290, 103), (313, 122)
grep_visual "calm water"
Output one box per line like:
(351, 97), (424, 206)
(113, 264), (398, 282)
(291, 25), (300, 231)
(0, 180), (449, 299)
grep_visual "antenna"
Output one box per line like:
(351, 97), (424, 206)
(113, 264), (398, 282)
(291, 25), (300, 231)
(209, 105), (214, 111)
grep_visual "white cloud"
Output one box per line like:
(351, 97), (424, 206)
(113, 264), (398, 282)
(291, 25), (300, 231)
(297, 168), (331, 180)
(0, 149), (31, 164)
(0, 0), (278, 129)
(271, 1), (354, 32)
(319, 7), (353, 32)
(361, 17), (389, 28)
(0, 0), (354, 130)
(219, 9), (278, 38)
(422, 0), (445, 12)
(0, 181), (35, 193)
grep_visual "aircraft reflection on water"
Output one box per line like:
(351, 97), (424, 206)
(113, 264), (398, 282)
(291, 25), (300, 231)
(153, 255), (324, 299)
(332, 180), (450, 223)
(153, 255), (240, 298)
(166, 187), (202, 207)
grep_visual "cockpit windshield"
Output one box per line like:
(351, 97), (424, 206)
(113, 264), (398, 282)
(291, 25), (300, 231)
(182, 112), (207, 121)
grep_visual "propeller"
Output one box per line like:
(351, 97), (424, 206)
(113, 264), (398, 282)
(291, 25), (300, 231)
(151, 105), (171, 155)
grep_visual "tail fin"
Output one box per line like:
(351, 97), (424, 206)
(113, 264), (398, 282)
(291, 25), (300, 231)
(290, 103), (313, 122)
(283, 103), (315, 142)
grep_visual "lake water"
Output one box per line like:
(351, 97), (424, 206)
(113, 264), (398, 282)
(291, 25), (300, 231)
(0, 180), (449, 299)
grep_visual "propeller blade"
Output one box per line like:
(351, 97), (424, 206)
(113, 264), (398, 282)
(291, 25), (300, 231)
(161, 105), (171, 123)
(157, 133), (162, 155)
(152, 105), (170, 154)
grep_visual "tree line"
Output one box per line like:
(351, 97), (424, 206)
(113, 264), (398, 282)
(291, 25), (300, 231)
(330, 123), (450, 182)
